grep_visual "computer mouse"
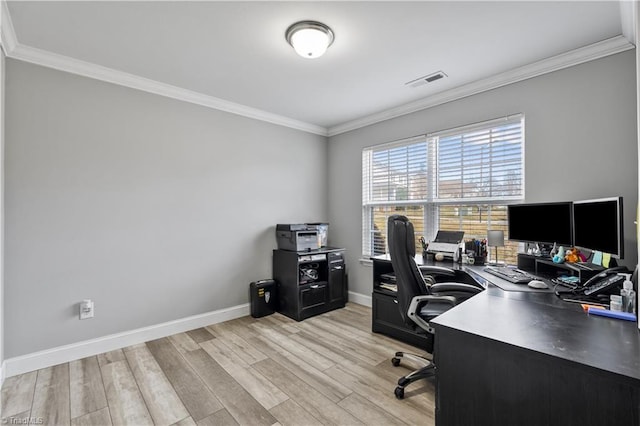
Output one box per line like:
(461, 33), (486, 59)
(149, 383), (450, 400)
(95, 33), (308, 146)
(528, 280), (547, 289)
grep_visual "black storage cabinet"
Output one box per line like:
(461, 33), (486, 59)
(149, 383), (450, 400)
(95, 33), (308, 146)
(273, 248), (347, 321)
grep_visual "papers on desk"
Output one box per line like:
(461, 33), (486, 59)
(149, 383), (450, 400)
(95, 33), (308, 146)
(558, 275), (580, 284)
(380, 283), (397, 292)
(379, 272), (397, 292)
(591, 251), (612, 268)
(592, 251), (603, 266)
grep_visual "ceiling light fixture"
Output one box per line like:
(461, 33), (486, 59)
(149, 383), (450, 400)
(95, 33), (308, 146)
(285, 20), (334, 59)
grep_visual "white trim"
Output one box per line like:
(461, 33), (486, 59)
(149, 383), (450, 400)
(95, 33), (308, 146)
(7, 44), (327, 136)
(3, 303), (249, 378)
(0, 4), (634, 139)
(0, 0), (17, 55)
(0, 1), (326, 136)
(0, 361), (5, 388)
(327, 36), (634, 136)
(620, 0), (637, 46)
(0, 0), (327, 135)
(348, 291), (372, 308)
(7, 43), (328, 136)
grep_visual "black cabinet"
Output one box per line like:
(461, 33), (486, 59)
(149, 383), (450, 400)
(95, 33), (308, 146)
(371, 255), (430, 348)
(273, 248), (346, 321)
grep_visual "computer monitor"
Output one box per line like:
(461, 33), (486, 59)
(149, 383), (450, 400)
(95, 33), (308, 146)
(507, 202), (573, 246)
(573, 196), (624, 259)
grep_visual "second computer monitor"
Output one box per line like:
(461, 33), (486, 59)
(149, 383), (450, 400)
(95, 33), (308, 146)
(573, 196), (624, 259)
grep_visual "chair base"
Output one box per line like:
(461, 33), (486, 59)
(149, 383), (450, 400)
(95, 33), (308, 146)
(391, 351), (436, 399)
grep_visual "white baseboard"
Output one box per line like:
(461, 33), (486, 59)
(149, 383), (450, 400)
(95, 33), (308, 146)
(348, 291), (372, 307)
(4, 295), (371, 378)
(4, 303), (250, 378)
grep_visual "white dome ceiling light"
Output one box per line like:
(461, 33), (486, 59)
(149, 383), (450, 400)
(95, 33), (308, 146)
(285, 21), (335, 59)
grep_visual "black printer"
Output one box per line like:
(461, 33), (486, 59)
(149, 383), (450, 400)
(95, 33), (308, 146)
(276, 224), (322, 251)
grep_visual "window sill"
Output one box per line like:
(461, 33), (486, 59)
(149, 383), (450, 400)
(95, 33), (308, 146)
(359, 258), (373, 267)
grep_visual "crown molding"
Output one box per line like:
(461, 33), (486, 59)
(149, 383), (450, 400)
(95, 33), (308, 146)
(0, 0), (17, 55)
(0, 0), (327, 137)
(620, 0), (637, 46)
(7, 43), (328, 136)
(0, 0), (632, 139)
(327, 35), (634, 137)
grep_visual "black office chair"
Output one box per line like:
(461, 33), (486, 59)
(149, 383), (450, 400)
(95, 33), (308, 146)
(387, 215), (484, 399)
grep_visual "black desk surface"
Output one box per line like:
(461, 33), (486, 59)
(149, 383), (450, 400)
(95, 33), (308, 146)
(372, 254), (556, 292)
(372, 253), (640, 382)
(432, 289), (640, 383)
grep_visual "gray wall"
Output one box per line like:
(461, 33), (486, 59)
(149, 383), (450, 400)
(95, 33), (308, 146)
(328, 51), (638, 298)
(5, 60), (328, 358)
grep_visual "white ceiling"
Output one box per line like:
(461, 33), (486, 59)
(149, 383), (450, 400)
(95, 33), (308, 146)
(2, 1), (634, 135)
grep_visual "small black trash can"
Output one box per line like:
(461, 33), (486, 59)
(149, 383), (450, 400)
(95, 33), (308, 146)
(249, 279), (278, 318)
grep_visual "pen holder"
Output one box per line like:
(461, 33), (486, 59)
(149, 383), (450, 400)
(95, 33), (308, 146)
(422, 250), (430, 260)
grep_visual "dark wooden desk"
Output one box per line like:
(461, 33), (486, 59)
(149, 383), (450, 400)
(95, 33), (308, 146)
(432, 289), (640, 425)
(371, 255), (640, 424)
(371, 255), (555, 347)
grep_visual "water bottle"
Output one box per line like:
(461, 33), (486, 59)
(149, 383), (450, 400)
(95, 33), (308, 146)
(621, 274), (636, 314)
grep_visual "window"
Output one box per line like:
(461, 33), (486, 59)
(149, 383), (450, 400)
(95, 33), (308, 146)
(362, 115), (524, 263)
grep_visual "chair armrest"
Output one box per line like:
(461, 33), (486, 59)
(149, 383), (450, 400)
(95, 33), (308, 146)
(419, 265), (456, 276)
(431, 282), (483, 294)
(408, 294), (457, 333)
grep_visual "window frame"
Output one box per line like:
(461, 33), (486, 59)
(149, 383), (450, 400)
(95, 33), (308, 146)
(362, 114), (525, 259)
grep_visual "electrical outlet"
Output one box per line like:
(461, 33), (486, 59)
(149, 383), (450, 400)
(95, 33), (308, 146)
(80, 299), (94, 320)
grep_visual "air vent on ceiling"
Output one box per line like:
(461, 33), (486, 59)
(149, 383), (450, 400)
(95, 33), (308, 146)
(405, 71), (448, 88)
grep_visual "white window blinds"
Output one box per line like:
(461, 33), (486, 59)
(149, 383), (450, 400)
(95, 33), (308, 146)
(363, 136), (429, 205)
(436, 115), (524, 201)
(362, 136), (428, 255)
(361, 114), (524, 258)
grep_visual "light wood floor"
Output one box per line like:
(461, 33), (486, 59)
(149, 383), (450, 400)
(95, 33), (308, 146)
(1, 303), (435, 425)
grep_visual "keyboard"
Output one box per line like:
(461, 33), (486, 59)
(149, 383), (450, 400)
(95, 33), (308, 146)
(484, 266), (532, 284)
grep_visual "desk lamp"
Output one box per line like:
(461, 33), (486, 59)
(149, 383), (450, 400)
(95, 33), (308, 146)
(487, 230), (505, 265)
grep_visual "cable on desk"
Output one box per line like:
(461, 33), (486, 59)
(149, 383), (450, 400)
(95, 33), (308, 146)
(551, 279), (578, 296)
(552, 280), (610, 307)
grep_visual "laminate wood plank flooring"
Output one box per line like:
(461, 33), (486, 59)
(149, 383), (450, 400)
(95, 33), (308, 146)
(1, 370), (37, 419)
(69, 356), (108, 419)
(199, 339), (289, 410)
(1, 303), (435, 425)
(123, 345), (189, 425)
(71, 407), (112, 426)
(145, 339), (223, 422)
(185, 328), (215, 344)
(100, 358), (153, 426)
(247, 331), (352, 404)
(31, 363), (71, 426)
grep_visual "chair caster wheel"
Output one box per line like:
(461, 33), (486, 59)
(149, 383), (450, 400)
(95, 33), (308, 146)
(391, 357), (401, 367)
(394, 386), (405, 399)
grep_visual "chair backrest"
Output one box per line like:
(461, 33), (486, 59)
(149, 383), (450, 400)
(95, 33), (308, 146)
(387, 215), (430, 326)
